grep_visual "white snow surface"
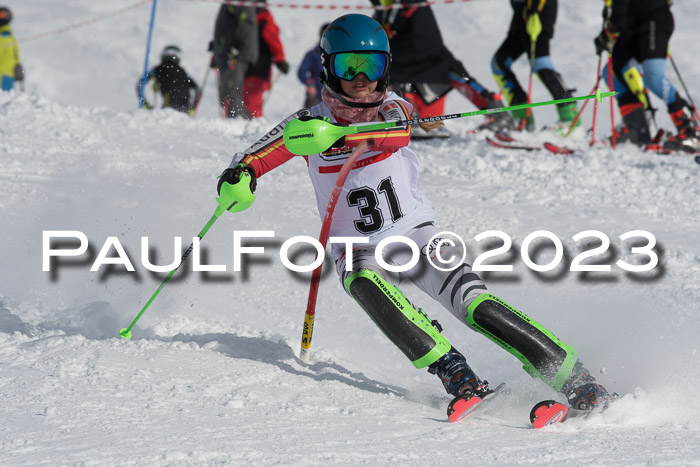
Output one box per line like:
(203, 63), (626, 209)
(2, 1), (700, 465)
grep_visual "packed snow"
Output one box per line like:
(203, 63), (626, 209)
(2, 0), (700, 465)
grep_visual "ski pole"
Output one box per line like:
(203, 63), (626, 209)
(607, 53), (617, 149)
(263, 70), (282, 107)
(588, 54), (603, 145)
(564, 55), (602, 138)
(138, 0), (158, 109)
(524, 13), (542, 128)
(192, 53), (213, 117)
(299, 143), (369, 362)
(668, 53), (700, 123)
(284, 89), (616, 156)
(119, 188), (241, 339)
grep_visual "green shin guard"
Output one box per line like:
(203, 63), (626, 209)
(466, 294), (577, 391)
(345, 269), (451, 369)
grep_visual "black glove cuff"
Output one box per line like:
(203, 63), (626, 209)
(217, 165), (257, 195)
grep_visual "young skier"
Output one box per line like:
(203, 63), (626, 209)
(0, 7), (23, 92)
(371, 0), (515, 137)
(297, 23), (328, 109)
(242, 0), (289, 118)
(216, 14), (613, 414)
(491, 0), (579, 132)
(595, 0), (700, 152)
(136, 46), (200, 114)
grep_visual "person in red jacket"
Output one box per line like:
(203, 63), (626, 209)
(243, 1), (290, 118)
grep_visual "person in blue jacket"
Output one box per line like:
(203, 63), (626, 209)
(297, 23), (328, 108)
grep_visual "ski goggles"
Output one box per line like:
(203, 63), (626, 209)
(332, 52), (388, 82)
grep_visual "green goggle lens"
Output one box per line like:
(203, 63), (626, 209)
(332, 52), (387, 82)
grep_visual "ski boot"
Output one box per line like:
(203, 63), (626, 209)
(554, 102), (581, 136)
(448, 73), (516, 133)
(429, 347), (493, 422)
(615, 103), (652, 146)
(428, 346), (487, 398)
(664, 102), (700, 153)
(560, 361), (615, 411)
(509, 104), (534, 132)
(478, 95), (517, 133)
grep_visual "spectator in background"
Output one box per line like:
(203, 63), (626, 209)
(594, 0), (700, 152)
(136, 45), (199, 114)
(242, 0), (289, 118)
(371, 0), (514, 138)
(297, 23), (328, 108)
(491, 0), (578, 132)
(0, 7), (24, 92)
(212, 4), (259, 118)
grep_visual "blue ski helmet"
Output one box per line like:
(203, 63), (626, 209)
(320, 14), (391, 93)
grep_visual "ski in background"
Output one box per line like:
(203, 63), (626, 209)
(486, 132), (574, 155)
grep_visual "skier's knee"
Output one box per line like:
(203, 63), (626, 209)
(466, 293), (577, 390)
(345, 268), (451, 369)
(532, 56), (555, 74)
(641, 58), (668, 102)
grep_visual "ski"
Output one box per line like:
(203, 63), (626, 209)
(529, 400), (573, 429)
(486, 136), (539, 151)
(486, 133), (574, 156)
(530, 396), (620, 429)
(645, 143), (700, 157)
(543, 142), (575, 155)
(447, 382), (506, 423)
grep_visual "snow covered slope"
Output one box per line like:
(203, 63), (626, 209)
(2, 1), (699, 465)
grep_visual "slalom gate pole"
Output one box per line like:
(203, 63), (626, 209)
(119, 204), (227, 339)
(137, 0), (158, 109)
(524, 13), (542, 127)
(668, 53), (700, 123)
(525, 34), (537, 127)
(588, 55), (603, 145)
(299, 143), (369, 362)
(564, 56), (602, 138)
(607, 54), (617, 149)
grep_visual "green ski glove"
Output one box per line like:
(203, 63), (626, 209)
(216, 164), (256, 214)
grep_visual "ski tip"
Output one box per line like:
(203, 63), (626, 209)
(530, 400), (568, 429)
(447, 394), (483, 423)
(543, 142), (574, 155)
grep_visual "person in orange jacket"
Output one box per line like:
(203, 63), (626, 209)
(242, 1), (289, 118)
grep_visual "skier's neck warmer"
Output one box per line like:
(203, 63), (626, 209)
(322, 86), (386, 124)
